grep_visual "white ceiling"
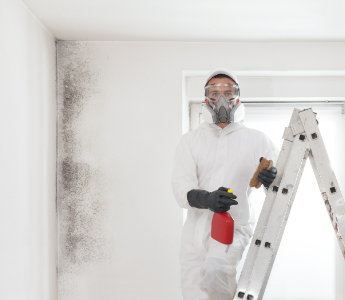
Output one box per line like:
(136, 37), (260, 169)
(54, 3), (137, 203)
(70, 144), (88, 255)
(22, 0), (345, 41)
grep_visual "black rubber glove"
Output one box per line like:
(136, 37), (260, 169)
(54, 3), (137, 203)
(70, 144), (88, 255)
(257, 167), (277, 189)
(187, 187), (238, 213)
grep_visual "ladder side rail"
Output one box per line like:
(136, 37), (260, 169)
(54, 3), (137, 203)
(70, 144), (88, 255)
(300, 109), (345, 257)
(257, 148), (310, 300)
(308, 152), (345, 256)
(234, 110), (301, 298)
(235, 139), (293, 297)
(308, 152), (326, 194)
(238, 135), (309, 300)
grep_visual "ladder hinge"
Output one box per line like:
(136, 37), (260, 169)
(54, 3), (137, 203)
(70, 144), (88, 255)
(282, 127), (294, 141)
(290, 120), (304, 136)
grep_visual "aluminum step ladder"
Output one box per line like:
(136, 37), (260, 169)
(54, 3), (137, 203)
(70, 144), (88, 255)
(234, 108), (345, 300)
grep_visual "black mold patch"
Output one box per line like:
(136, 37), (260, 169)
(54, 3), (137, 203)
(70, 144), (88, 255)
(57, 42), (108, 298)
(60, 157), (105, 265)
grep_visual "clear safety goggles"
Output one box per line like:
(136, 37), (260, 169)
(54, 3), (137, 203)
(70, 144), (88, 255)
(204, 83), (240, 104)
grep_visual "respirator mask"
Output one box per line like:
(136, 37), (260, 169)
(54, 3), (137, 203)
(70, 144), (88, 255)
(202, 83), (245, 123)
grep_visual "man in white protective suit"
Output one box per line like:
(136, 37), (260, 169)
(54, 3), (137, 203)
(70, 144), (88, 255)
(171, 68), (279, 300)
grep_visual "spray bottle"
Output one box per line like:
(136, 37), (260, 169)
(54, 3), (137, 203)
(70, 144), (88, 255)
(211, 188), (235, 245)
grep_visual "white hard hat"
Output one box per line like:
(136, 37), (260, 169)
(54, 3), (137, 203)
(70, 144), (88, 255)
(206, 68), (239, 85)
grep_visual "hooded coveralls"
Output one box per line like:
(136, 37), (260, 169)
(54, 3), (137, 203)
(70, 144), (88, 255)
(171, 121), (279, 300)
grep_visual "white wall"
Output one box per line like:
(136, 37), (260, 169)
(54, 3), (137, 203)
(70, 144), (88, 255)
(0, 1), (57, 299)
(56, 41), (345, 300)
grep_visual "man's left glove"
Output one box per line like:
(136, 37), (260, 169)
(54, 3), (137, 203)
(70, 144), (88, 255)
(257, 167), (277, 189)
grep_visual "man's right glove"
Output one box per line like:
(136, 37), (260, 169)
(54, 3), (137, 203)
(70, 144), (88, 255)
(187, 187), (238, 213)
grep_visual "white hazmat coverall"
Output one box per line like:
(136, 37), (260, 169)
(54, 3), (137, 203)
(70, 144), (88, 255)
(171, 121), (279, 300)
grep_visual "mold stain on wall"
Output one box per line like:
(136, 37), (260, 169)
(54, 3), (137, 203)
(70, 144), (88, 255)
(57, 41), (108, 299)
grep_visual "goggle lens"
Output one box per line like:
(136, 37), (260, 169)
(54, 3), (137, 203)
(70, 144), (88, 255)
(205, 83), (239, 103)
